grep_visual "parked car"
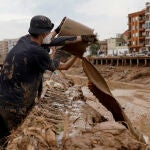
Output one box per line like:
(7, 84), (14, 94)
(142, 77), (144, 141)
(135, 52), (145, 56)
(117, 53), (125, 56)
(126, 53), (133, 56)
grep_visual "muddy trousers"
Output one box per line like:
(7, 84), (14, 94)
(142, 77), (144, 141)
(0, 110), (26, 147)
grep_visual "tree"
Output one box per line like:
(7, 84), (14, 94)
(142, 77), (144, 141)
(89, 43), (100, 55)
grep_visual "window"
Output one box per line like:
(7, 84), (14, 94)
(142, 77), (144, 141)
(142, 32), (146, 36)
(142, 24), (145, 29)
(135, 33), (139, 37)
(146, 22), (150, 29)
(132, 18), (135, 22)
(135, 16), (138, 21)
(135, 25), (138, 30)
(132, 26), (135, 30)
(132, 33), (135, 37)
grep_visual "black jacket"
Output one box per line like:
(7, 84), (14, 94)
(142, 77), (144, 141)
(0, 35), (64, 109)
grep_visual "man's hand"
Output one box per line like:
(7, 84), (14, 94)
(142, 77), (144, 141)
(81, 34), (97, 43)
(55, 17), (66, 34)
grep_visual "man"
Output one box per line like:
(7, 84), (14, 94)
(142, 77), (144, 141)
(0, 15), (96, 142)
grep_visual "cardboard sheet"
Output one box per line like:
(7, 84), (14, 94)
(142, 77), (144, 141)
(58, 17), (94, 57)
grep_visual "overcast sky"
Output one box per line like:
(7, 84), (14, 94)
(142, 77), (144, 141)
(0, 0), (148, 40)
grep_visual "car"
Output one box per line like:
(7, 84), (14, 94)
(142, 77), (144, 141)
(117, 53), (125, 56)
(135, 52), (145, 56)
(99, 53), (106, 57)
(126, 53), (133, 56)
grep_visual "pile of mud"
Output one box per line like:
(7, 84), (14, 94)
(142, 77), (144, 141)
(6, 73), (147, 150)
(65, 59), (150, 88)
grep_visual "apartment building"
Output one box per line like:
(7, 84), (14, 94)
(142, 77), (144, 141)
(128, 9), (146, 53)
(0, 41), (8, 63)
(145, 2), (150, 51)
(0, 38), (18, 64)
(5, 38), (18, 51)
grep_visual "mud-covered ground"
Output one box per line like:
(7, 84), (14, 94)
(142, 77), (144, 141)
(64, 58), (150, 89)
(63, 58), (150, 142)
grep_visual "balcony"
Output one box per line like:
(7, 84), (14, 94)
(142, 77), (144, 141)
(139, 36), (145, 39)
(146, 2), (150, 7)
(145, 28), (150, 31)
(146, 19), (150, 23)
(146, 36), (150, 39)
(145, 42), (150, 46)
(139, 19), (145, 23)
(139, 28), (145, 31)
(139, 16), (145, 22)
(139, 43), (145, 47)
(146, 11), (150, 15)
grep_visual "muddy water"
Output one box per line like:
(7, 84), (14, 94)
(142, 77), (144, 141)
(110, 82), (150, 138)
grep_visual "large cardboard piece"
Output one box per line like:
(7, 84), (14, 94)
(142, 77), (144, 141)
(58, 18), (94, 57)
(59, 18), (94, 36)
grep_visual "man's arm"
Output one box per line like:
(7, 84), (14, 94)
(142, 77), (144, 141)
(58, 56), (77, 70)
(50, 47), (77, 70)
(51, 17), (67, 39)
(49, 36), (81, 46)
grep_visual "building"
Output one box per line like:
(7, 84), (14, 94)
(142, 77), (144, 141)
(99, 40), (107, 55)
(4, 38), (18, 51)
(122, 30), (129, 43)
(0, 38), (18, 64)
(0, 41), (8, 63)
(107, 35), (128, 55)
(145, 2), (150, 51)
(128, 9), (146, 53)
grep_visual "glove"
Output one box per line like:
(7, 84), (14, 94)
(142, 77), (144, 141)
(81, 34), (97, 43)
(55, 17), (66, 34)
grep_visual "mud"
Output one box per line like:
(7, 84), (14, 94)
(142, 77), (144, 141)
(111, 83), (150, 139)
(6, 73), (147, 150)
(64, 59), (150, 143)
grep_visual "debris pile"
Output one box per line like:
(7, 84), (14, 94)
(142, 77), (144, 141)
(6, 72), (146, 150)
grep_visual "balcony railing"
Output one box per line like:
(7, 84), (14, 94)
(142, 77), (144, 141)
(145, 28), (150, 31)
(146, 2), (150, 7)
(139, 36), (145, 39)
(139, 43), (145, 47)
(139, 19), (145, 22)
(146, 36), (150, 39)
(145, 42), (150, 45)
(146, 11), (150, 15)
(139, 28), (145, 31)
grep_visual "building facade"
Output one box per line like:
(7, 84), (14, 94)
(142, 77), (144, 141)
(0, 38), (18, 64)
(128, 9), (146, 53)
(107, 36), (128, 55)
(0, 41), (8, 63)
(145, 2), (150, 51)
(99, 40), (107, 55)
(5, 38), (18, 51)
(122, 30), (129, 43)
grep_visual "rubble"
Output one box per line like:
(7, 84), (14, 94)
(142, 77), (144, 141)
(6, 73), (147, 150)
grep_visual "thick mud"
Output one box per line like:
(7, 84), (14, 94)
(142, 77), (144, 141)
(110, 82), (150, 139)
